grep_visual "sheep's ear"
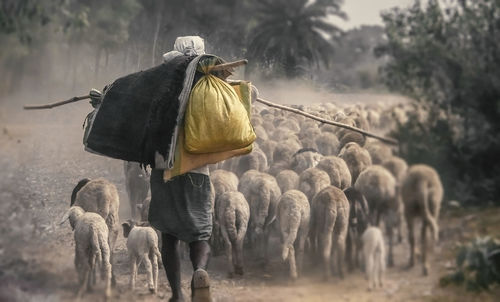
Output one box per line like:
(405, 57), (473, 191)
(59, 209), (71, 226)
(122, 221), (132, 238)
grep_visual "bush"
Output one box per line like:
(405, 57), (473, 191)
(441, 236), (500, 291)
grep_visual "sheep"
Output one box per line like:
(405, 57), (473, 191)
(364, 141), (393, 165)
(401, 164), (443, 276)
(70, 178), (120, 286)
(382, 156), (409, 243)
(259, 140), (277, 164)
(339, 131), (366, 150)
(60, 206), (112, 300)
(277, 190), (310, 280)
(124, 162), (150, 219)
(253, 125), (269, 146)
(315, 132), (340, 156)
(273, 142), (301, 164)
(298, 167), (331, 203)
(316, 156), (352, 190)
(238, 170), (281, 264)
(121, 220), (161, 294)
(309, 186), (350, 280)
(277, 119), (301, 132)
(230, 147), (268, 177)
(355, 165), (398, 267)
(344, 187), (370, 271)
(339, 142), (372, 184)
(217, 191), (250, 276)
(362, 226), (385, 291)
(290, 149), (323, 174)
(276, 169), (299, 193)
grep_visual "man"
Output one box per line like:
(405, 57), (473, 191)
(148, 36), (213, 302)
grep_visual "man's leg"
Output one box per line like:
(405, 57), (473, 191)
(189, 240), (211, 270)
(189, 240), (212, 302)
(161, 233), (184, 301)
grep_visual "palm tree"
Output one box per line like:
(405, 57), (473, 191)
(247, 0), (345, 78)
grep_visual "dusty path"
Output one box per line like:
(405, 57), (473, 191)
(0, 97), (498, 302)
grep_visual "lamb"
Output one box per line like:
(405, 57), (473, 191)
(362, 226), (385, 291)
(276, 169), (299, 193)
(298, 167), (331, 203)
(60, 206), (112, 300)
(316, 156), (352, 190)
(210, 169), (239, 201)
(121, 220), (161, 294)
(344, 187), (370, 271)
(124, 161), (150, 219)
(339, 142), (372, 184)
(70, 178), (120, 285)
(354, 165), (398, 266)
(217, 191), (250, 276)
(277, 190), (310, 280)
(401, 164), (443, 276)
(309, 186), (350, 279)
(290, 149), (323, 174)
(238, 170), (281, 263)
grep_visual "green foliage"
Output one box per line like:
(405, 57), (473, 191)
(441, 236), (500, 291)
(379, 0), (500, 205)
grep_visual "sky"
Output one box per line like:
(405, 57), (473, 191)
(336, 0), (416, 29)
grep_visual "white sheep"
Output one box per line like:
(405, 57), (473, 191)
(70, 178), (120, 286)
(277, 190), (310, 280)
(402, 164), (443, 276)
(309, 186), (350, 280)
(217, 191), (250, 276)
(60, 206), (112, 300)
(362, 226), (385, 291)
(121, 220), (161, 294)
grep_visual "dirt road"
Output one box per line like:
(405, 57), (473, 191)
(0, 98), (497, 302)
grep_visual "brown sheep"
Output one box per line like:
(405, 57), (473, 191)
(309, 186), (350, 280)
(70, 178), (120, 286)
(355, 165), (399, 267)
(290, 149), (323, 174)
(276, 169), (300, 193)
(339, 142), (372, 184)
(298, 167), (331, 203)
(316, 156), (352, 190)
(364, 141), (393, 165)
(402, 164), (443, 276)
(315, 132), (340, 156)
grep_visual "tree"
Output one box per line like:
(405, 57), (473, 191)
(247, 0), (345, 78)
(377, 0), (500, 205)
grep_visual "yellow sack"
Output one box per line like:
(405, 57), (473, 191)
(164, 81), (254, 181)
(184, 58), (256, 153)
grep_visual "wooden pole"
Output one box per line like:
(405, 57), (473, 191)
(255, 97), (398, 146)
(209, 59), (248, 72)
(23, 95), (91, 110)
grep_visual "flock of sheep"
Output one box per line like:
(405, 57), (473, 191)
(59, 100), (444, 300)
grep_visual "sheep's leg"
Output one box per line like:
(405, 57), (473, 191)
(234, 238), (245, 275)
(346, 229), (354, 272)
(334, 234), (347, 279)
(319, 215), (335, 281)
(108, 226), (119, 287)
(151, 253), (159, 294)
(221, 227), (234, 276)
(142, 255), (154, 293)
(77, 264), (90, 299)
(296, 232), (307, 276)
(406, 213), (415, 268)
(378, 249), (385, 288)
(288, 245), (297, 280)
(364, 249), (374, 291)
(421, 220), (429, 276)
(386, 223), (394, 267)
(129, 256), (137, 291)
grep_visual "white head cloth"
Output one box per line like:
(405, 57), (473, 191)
(163, 36), (205, 62)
